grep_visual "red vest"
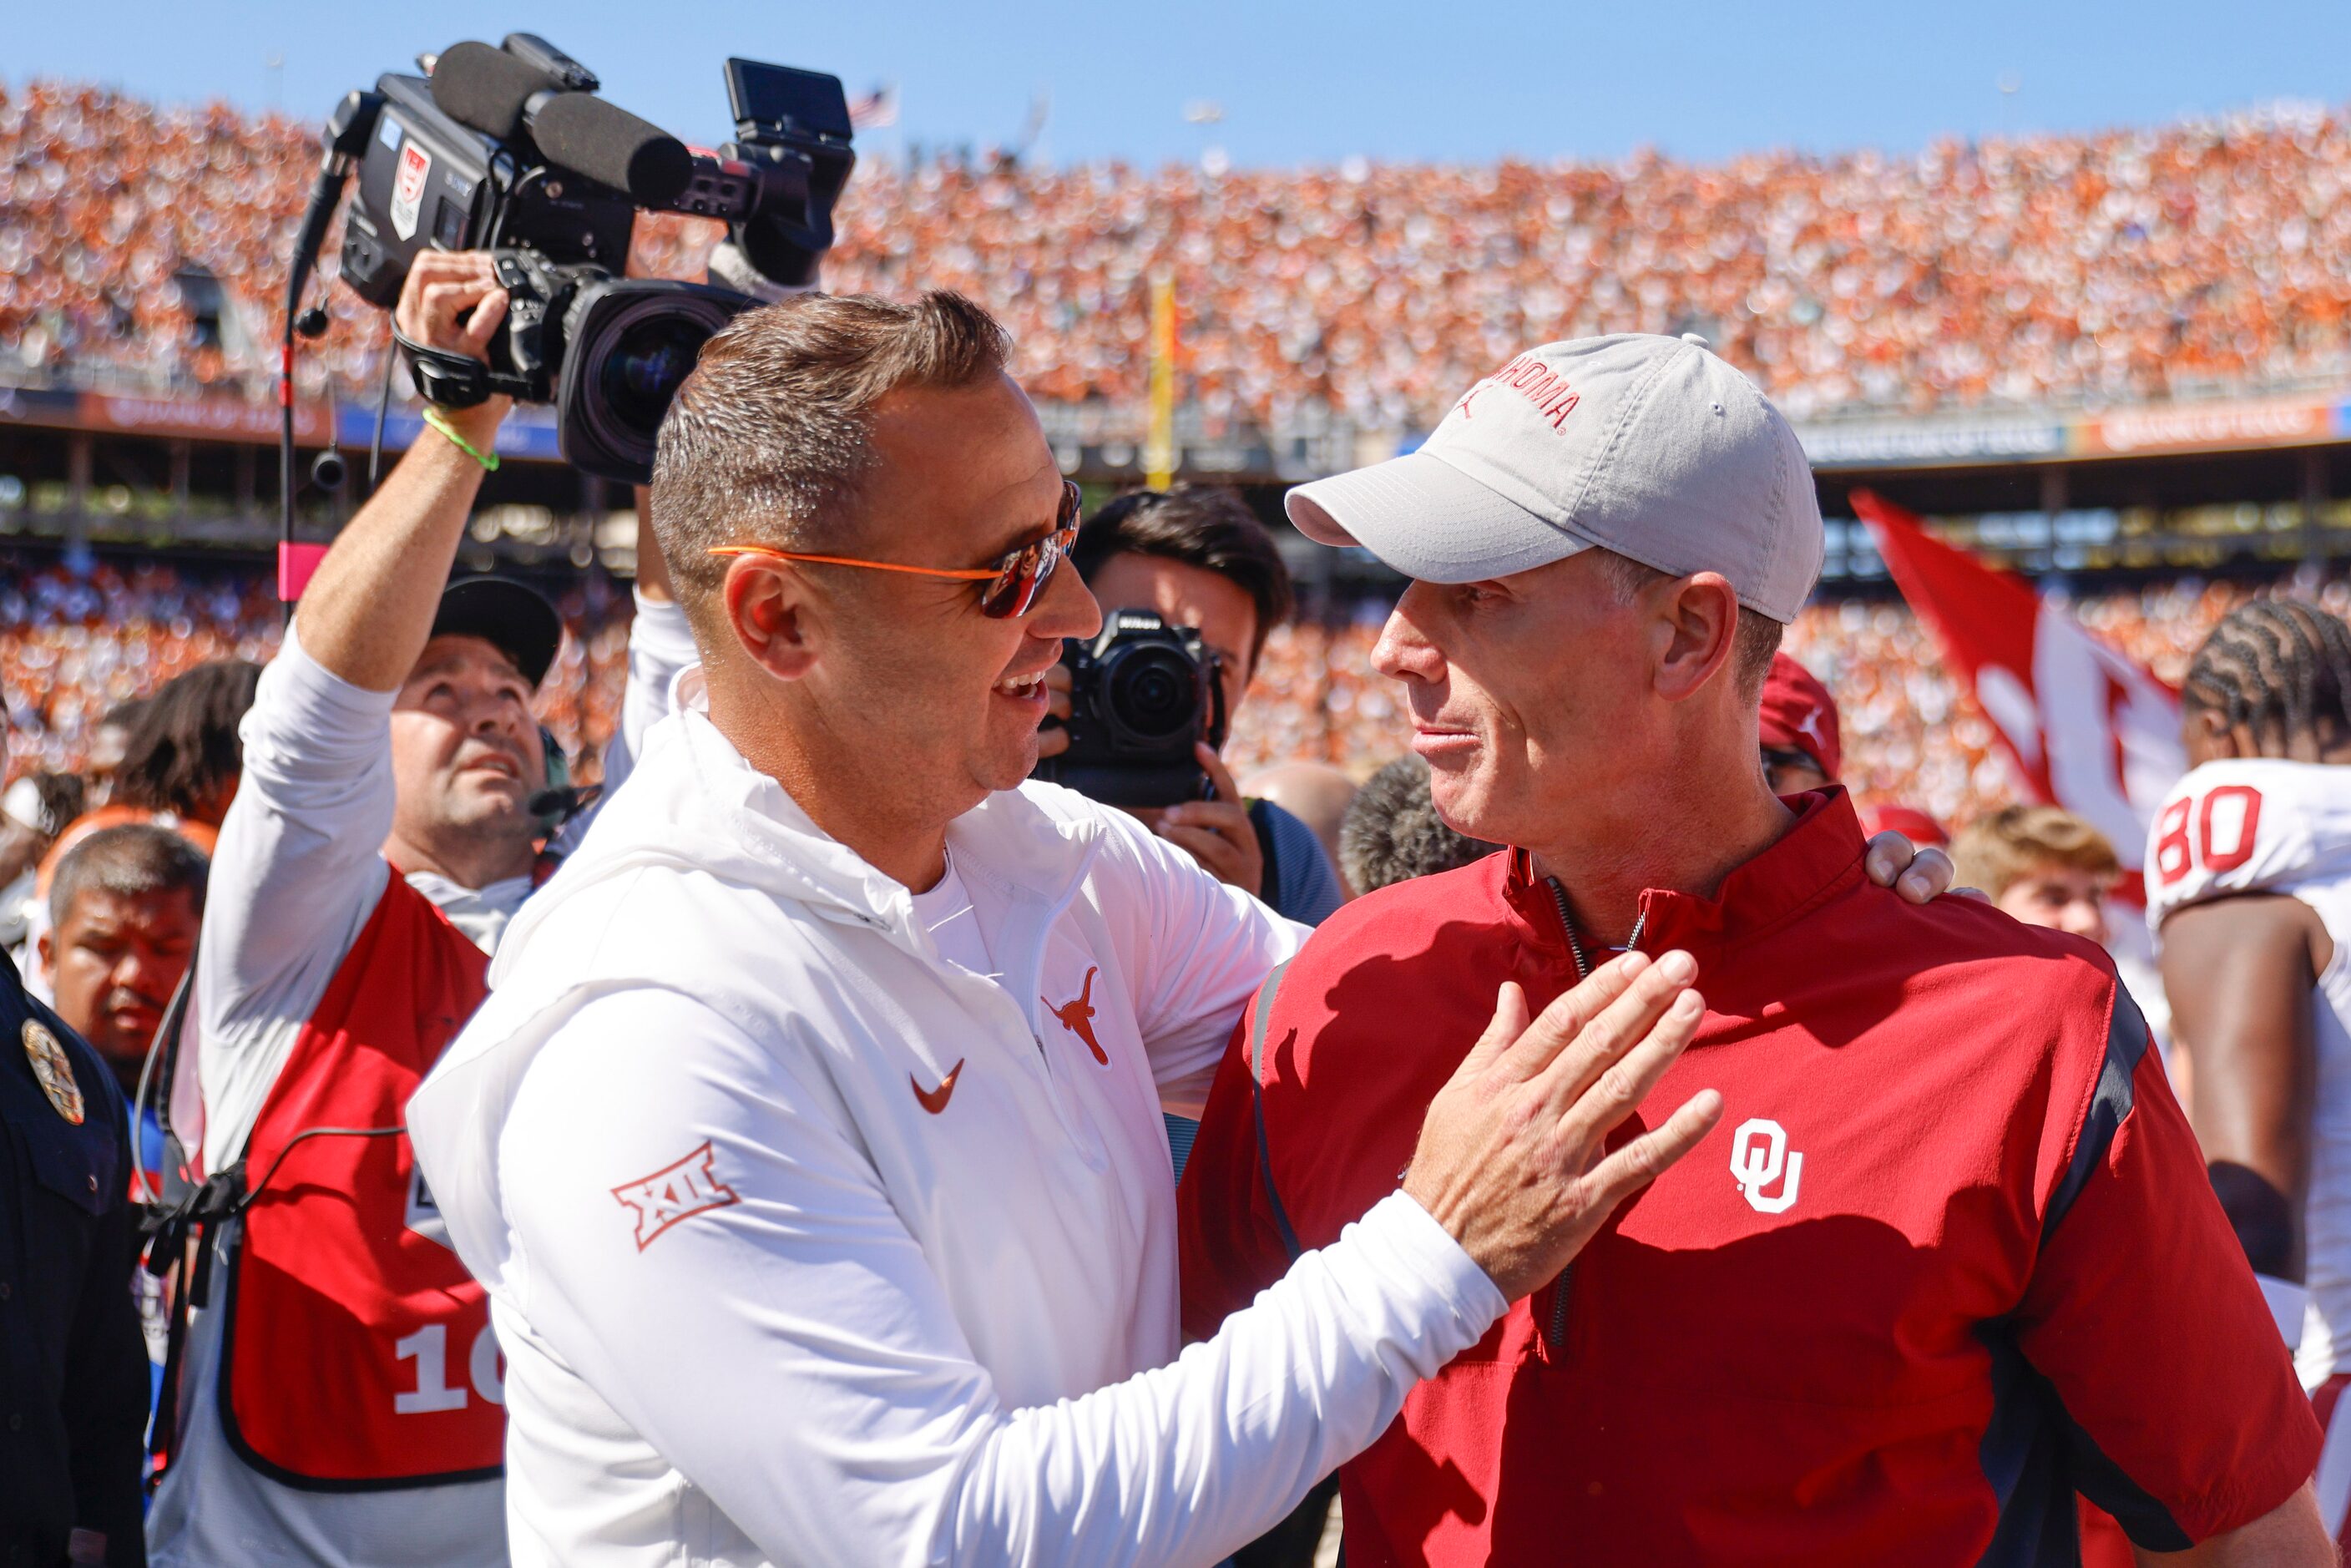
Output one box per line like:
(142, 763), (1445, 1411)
(217, 875), (498, 1488)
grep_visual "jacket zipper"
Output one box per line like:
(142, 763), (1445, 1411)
(1543, 878), (1584, 1353)
(1538, 877), (1645, 1356)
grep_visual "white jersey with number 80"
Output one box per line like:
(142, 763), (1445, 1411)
(2147, 756), (2351, 1386)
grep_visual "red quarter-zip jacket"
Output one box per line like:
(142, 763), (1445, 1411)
(1179, 789), (2316, 1565)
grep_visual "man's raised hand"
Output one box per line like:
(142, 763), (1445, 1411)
(1402, 951), (1722, 1302)
(394, 250), (510, 372)
(297, 252), (515, 690)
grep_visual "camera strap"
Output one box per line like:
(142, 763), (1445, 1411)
(391, 324), (533, 410)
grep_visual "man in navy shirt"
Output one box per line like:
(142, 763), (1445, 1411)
(0, 718), (149, 1565)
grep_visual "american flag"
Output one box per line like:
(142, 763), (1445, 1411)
(848, 84), (898, 131)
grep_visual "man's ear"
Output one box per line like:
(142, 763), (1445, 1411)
(722, 556), (820, 682)
(34, 928), (53, 980)
(2187, 703), (2238, 760)
(1653, 572), (1740, 704)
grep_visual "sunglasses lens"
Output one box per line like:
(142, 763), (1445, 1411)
(980, 542), (1044, 619)
(979, 487), (1080, 618)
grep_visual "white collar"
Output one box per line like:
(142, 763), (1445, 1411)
(497, 706), (1107, 977)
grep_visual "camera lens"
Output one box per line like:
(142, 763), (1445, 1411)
(1106, 645), (1200, 742)
(597, 315), (707, 432)
(558, 281), (753, 483)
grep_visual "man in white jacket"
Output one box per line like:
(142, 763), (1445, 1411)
(407, 291), (1933, 1566)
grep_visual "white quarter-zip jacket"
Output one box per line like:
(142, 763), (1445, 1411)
(407, 701), (1507, 1567)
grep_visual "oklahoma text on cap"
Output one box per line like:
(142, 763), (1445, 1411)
(1286, 333), (1824, 624)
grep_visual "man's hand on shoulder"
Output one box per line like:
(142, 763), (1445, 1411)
(1863, 831), (1966, 904)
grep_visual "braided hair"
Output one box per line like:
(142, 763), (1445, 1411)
(2182, 598), (2351, 759)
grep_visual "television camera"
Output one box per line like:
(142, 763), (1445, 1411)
(285, 34), (856, 485)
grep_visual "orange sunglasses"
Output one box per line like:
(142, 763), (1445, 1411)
(709, 481), (1083, 620)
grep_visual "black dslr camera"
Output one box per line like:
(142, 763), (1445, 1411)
(328, 34), (855, 482)
(1034, 612), (1230, 808)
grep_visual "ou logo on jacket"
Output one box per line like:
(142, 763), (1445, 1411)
(1729, 1117), (1803, 1214)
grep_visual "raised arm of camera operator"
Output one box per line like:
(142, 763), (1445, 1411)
(297, 252), (509, 691)
(594, 485), (698, 798)
(193, 253), (509, 1169)
(2161, 895), (2327, 1318)
(462, 949), (1718, 1565)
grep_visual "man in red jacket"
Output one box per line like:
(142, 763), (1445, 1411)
(1178, 333), (2328, 1565)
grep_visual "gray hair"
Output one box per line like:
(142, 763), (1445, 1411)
(1339, 756), (1500, 896)
(50, 822), (209, 928)
(649, 290), (1014, 636)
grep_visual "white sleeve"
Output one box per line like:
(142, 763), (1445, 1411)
(501, 988), (1503, 1568)
(194, 624), (392, 1161)
(596, 590), (698, 797)
(1090, 804), (1308, 1106)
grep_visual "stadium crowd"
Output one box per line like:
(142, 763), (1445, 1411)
(1224, 572), (2351, 828)
(3, 554), (2344, 836)
(8, 78), (2351, 427)
(4, 61), (2351, 1568)
(0, 558), (635, 782)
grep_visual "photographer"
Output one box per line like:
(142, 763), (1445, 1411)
(144, 250), (692, 1568)
(1052, 486), (1347, 925)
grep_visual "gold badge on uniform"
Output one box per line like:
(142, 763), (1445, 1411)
(23, 1019), (83, 1125)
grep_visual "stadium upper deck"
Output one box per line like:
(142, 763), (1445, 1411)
(6, 77), (2350, 428)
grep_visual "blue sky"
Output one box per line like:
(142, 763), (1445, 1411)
(13, 1), (2350, 169)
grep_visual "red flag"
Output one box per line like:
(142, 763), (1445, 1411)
(1852, 490), (2184, 894)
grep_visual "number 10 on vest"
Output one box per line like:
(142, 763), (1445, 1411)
(394, 1323), (506, 1414)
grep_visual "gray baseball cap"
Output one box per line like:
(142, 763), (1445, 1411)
(1286, 333), (1823, 622)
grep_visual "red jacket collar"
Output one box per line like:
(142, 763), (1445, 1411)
(1499, 787), (1867, 974)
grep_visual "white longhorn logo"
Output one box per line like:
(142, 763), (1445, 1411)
(1729, 1117), (1803, 1215)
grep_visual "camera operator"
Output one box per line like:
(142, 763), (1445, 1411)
(144, 250), (692, 1568)
(1050, 486), (1347, 925)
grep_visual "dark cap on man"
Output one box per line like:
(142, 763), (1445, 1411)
(432, 577), (563, 689)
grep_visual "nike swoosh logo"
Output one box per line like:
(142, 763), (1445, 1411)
(912, 1059), (965, 1115)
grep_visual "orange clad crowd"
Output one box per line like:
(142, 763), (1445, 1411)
(7, 79), (2351, 426)
(8, 78), (2351, 828)
(1224, 574), (2351, 827)
(0, 561), (629, 783)
(3, 556), (2345, 833)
